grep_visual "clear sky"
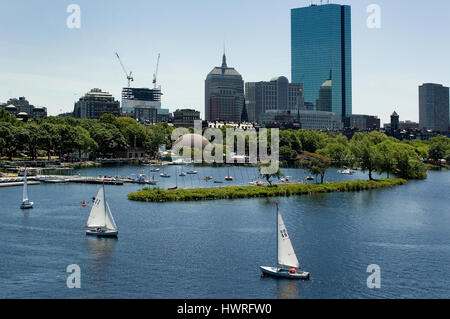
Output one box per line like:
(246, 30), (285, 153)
(0, 0), (449, 124)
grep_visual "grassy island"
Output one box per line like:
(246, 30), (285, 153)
(127, 178), (407, 203)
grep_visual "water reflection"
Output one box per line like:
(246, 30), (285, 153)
(86, 237), (117, 261)
(276, 279), (300, 299)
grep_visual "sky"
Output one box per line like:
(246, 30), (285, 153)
(0, 0), (449, 124)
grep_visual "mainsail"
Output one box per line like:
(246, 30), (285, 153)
(87, 185), (117, 231)
(87, 187), (107, 228)
(22, 168), (29, 203)
(277, 209), (300, 268)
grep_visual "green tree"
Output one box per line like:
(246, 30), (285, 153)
(74, 126), (98, 160)
(374, 140), (397, 178)
(308, 155), (331, 184)
(392, 144), (426, 179)
(258, 162), (284, 186)
(350, 133), (378, 180)
(428, 135), (450, 164)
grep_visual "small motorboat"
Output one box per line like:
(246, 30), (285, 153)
(150, 168), (160, 172)
(187, 170), (198, 175)
(82, 201), (87, 207)
(337, 168), (354, 175)
(160, 173), (170, 178)
(214, 180), (223, 184)
(168, 186), (178, 190)
(203, 176), (213, 181)
(179, 172), (186, 177)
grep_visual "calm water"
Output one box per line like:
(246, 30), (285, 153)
(0, 165), (449, 298)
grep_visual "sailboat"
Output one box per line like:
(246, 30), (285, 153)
(20, 167), (33, 209)
(260, 202), (309, 280)
(85, 184), (118, 237)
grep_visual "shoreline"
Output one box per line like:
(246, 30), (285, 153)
(127, 178), (407, 203)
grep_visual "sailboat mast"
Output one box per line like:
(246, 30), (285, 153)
(276, 201), (279, 267)
(103, 182), (107, 227)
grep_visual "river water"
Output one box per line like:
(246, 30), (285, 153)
(0, 165), (449, 298)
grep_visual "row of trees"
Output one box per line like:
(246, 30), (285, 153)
(0, 110), (174, 160)
(278, 129), (449, 181)
(1, 109), (449, 181)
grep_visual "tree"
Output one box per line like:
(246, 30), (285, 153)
(428, 135), (450, 165)
(350, 134), (378, 180)
(39, 122), (58, 160)
(74, 126), (98, 160)
(24, 123), (41, 160)
(258, 162), (284, 186)
(374, 140), (397, 178)
(308, 156), (331, 184)
(317, 142), (349, 164)
(0, 122), (14, 159)
(392, 144), (426, 179)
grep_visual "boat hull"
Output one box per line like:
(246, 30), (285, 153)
(86, 228), (118, 238)
(260, 266), (310, 280)
(20, 202), (34, 209)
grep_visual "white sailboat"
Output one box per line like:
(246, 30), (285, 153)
(20, 167), (33, 209)
(260, 202), (309, 280)
(86, 184), (118, 237)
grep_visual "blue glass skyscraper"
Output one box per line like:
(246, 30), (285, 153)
(291, 4), (352, 119)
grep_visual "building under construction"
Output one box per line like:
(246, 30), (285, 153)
(116, 52), (168, 124)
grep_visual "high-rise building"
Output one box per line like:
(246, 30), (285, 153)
(173, 109), (201, 128)
(390, 111), (399, 134)
(73, 88), (120, 119)
(2, 97), (47, 120)
(291, 3), (352, 119)
(419, 83), (449, 132)
(245, 76), (303, 123)
(121, 87), (162, 115)
(205, 53), (244, 122)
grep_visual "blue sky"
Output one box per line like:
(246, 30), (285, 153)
(0, 0), (449, 124)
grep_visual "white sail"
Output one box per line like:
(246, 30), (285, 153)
(105, 202), (117, 230)
(277, 210), (300, 268)
(86, 187), (107, 228)
(22, 168), (28, 202)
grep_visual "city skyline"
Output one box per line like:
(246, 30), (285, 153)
(0, 0), (449, 124)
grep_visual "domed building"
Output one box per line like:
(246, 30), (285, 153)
(171, 133), (214, 161)
(173, 133), (210, 150)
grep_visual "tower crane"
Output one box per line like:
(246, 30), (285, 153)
(115, 52), (134, 87)
(152, 53), (160, 89)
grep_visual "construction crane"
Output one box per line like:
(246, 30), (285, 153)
(152, 53), (160, 89)
(115, 52), (134, 87)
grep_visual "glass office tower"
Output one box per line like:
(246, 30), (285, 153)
(291, 4), (352, 119)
